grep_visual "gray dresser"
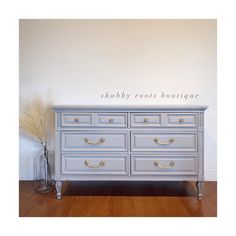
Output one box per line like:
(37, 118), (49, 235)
(53, 105), (208, 200)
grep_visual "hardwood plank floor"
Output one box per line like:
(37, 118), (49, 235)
(19, 181), (217, 217)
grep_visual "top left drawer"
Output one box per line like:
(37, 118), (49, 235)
(62, 113), (92, 127)
(61, 113), (128, 127)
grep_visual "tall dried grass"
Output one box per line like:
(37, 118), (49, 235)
(19, 96), (54, 143)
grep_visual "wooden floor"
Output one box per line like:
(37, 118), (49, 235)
(19, 181), (217, 217)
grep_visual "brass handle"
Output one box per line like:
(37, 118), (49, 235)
(153, 161), (175, 169)
(153, 137), (175, 145)
(108, 118), (114, 123)
(143, 118), (149, 123)
(84, 160), (105, 168)
(179, 118), (184, 123)
(84, 137), (105, 145)
(74, 118), (80, 123)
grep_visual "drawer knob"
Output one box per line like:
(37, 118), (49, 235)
(84, 137), (105, 145)
(153, 161), (175, 169)
(179, 118), (184, 123)
(74, 118), (80, 123)
(153, 137), (175, 145)
(108, 118), (114, 123)
(84, 160), (105, 168)
(143, 118), (149, 123)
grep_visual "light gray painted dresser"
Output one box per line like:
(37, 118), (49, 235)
(53, 105), (208, 200)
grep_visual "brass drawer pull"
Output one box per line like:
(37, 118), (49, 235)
(179, 118), (184, 123)
(84, 160), (105, 168)
(153, 137), (175, 145)
(108, 118), (114, 123)
(74, 118), (80, 123)
(143, 118), (149, 123)
(153, 161), (175, 169)
(84, 137), (105, 145)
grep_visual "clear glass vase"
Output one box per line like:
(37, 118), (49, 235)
(35, 142), (53, 193)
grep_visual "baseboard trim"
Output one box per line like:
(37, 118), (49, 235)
(205, 170), (217, 181)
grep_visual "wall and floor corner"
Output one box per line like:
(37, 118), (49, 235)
(19, 19), (217, 181)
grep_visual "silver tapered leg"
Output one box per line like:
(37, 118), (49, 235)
(55, 180), (62, 199)
(196, 181), (204, 200)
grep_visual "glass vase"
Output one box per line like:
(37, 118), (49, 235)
(35, 142), (53, 193)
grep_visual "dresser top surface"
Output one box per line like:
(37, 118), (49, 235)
(53, 105), (208, 111)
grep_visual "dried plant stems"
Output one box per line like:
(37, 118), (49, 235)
(19, 96), (54, 143)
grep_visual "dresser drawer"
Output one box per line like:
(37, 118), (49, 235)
(96, 113), (127, 127)
(131, 132), (197, 152)
(131, 113), (161, 127)
(62, 131), (128, 152)
(131, 155), (197, 175)
(62, 154), (127, 175)
(166, 113), (197, 127)
(62, 113), (92, 127)
(61, 112), (127, 127)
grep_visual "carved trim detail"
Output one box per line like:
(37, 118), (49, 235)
(197, 112), (204, 128)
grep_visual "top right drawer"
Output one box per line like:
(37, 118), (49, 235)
(130, 113), (197, 127)
(166, 113), (197, 127)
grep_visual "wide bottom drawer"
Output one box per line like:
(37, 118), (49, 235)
(62, 154), (127, 175)
(131, 155), (197, 175)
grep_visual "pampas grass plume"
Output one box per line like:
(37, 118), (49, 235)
(19, 96), (54, 142)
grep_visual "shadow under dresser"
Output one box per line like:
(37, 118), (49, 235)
(53, 105), (208, 200)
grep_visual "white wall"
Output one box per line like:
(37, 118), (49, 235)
(19, 19), (217, 180)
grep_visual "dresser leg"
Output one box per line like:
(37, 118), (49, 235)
(55, 180), (62, 199)
(196, 181), (204, 200)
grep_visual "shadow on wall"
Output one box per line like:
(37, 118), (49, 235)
(204, 129), (217, 180)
